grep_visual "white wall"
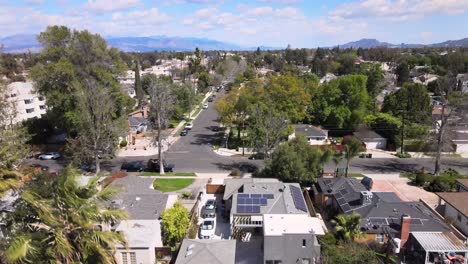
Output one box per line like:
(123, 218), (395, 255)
(364, 139), (387, 150)
(116, 248), (155, 264)
(455, 143), (468, 154)
(444, 203), (468, 236)
(6, 82), (46, 124)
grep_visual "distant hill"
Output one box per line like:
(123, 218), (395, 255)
(335, 38), (425, 49)
(430, 38), (468, 48)
(0, 34), (42, 53)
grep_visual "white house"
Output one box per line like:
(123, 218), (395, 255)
(319, 73), (337, 84)
(289, 124), (329, 145)
(437, 192), (468, 237)
(353, 130), (387, 150)
(457, 74), (468, 93)
(6, 82), (46, 124)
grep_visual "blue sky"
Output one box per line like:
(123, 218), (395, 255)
(1, 0), (467, 47)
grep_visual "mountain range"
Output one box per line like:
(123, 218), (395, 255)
(337, 38), (468, 49)
(1, 34), (468, 53)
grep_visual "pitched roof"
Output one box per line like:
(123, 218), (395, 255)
(437, 192), (468, 217)
(354, 130), (385, 140)
(128, 116), (148, 127)
(110, 176), (168, 219)
(456, 179), (468, 189)
(294, 124), (327, 137)
(412, 232), (468, 252)
(223, 178), (280, 200)
(175, 239), (236, 264)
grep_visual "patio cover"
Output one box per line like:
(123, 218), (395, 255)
(412, 232), (468, 253)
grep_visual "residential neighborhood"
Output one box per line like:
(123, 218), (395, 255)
(1, 1), (468, 264)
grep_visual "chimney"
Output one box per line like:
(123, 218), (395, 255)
(399, 215), (411, 249)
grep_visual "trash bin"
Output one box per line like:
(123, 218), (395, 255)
(367, 153), (372, 158)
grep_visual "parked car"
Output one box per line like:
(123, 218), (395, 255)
(202, 103), (208, 109)
(120, 161), (146, 172)
(199, 219), (216, 239)
(180, 129), (188, 136)
(211, 126), (220, 132)
(207, 97), (213, 102)
(146, 159), (174, 173)
(37, 152), (61, 160)
(248, 152), (266, 160)
(201, 199), (216, 218)
(185, 122), (193, 130)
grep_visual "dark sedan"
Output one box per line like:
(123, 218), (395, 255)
(120, 161), (146, 172)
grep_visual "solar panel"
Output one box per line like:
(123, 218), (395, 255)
(335, 192), (343, 199)
(290, 185), (307, 212)
(260, 198), (267, 205)
(341, 204), (352, 212)
(370, 218), (387, 225)
(252, 206), (260, 213)
(340, 189), (348, 195)
(238, 198), (245, 204)
(323, 179), (332, 185)
(237, 205), (245, 213)
(263, 194), (274, 199)
(410, 218), (423, 225)
(252, 198), (260, 205)
(238, 194), (249, 198)
(337, 197), (347, 206)
(245, 198), (253, 204)
(251, 194), (262, 198)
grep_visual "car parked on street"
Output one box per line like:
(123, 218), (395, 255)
(30, 163), (49, 171)
(146, 159), (174, 173)
(180, 129), (188, 136)
(120, 161), (146, 172)
(185, 122), (193, 130)
(37, 152), (61, 160)
(202, 103), (208, 109)
(207, 97), (213, 102)
(201, 199), (216, 218)
(199, 219), (216, 239)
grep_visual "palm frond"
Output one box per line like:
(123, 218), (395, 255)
(4, 235), (36, 263)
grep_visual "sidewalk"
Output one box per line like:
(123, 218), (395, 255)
(117, 90), (214, 158)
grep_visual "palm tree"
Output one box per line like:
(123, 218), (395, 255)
(332, 152), (343, 176)
(0, 170), (21, 198)
(4, 166), (127, 263)
(344, 138), (364, 177)
(331, 213), (364, 241)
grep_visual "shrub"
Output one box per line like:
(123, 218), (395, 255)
(180, 191), (192, 199)
(396, 152), (411, 158)
(414, 171), (429, 186)
(120, 140), (128, 147)
(230, 168), (242, 176)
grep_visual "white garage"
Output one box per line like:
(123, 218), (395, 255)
(353, 130), (387, 150)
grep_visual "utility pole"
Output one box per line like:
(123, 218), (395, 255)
(400, 110), (405, 154)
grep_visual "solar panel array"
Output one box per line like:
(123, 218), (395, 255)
(236, 193), (274, 214)
(290, 185), (308, 212)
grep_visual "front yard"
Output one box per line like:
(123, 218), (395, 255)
(153, 178), (195, 192)
(141, 172), (196, 177)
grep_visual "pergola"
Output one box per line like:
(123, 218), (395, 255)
(411, 232), (468, 264)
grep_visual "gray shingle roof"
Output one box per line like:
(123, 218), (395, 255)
(175, 239), (236, 264)
(223, 178), (280, 200)
(354, 130), (385, 140)
(128, 116), (148, 127)
(110, 176), (168, 219)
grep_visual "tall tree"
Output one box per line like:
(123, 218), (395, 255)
(248, 105), (288, 158)
(331, 213), (364, 241)
(433, 75), (466, 175)
(344, 138), (364, 177)
(67, 80), (123, 174)
(134, 60), (144, 104)
(4, 166), (127, 263)
(396, 61), (410, 86)
(160, 202), (189, 249)
(148, 78), (176, 175)
(31, 26), (132, 132)
(260, 136), (332, 184)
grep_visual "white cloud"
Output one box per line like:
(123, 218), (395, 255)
(26, 0), (44, 4)
(257, 0), (301, 4)
(84, 0), (139, 13)
(329, 0), (468, 21)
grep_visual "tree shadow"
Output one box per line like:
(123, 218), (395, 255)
(211, 160), (263, 174)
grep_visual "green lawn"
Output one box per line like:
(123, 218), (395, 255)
(347, 173), (366, 178)
(153, 178), (195, 192)
(141, 172), (196, 177)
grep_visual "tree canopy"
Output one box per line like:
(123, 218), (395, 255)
(160, 202), (190, 249)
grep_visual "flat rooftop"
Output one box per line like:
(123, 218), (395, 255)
(115, 219), (162, 248)
(263, 214), (325, 236)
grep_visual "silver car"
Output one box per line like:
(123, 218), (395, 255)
(38, 152), (61, 160)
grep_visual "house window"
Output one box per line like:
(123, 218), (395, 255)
(26, 108), (34, 113)
(121, 253), (128, 264)
(129, 252), (136, 264)
(266, 261), (282, 264)
(10, 93), (17, 97)
(376, 233), (385, 243)
(24, 99), (32, 104)
(302, 239), (306, 247)
(39, 105), (46, 110)
(458, 213), (462, 222)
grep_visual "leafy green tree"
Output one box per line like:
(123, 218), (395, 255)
(331, 213), (364, 241)
(160, 202), (189, 249)
(358, 63), (384, 97)
(320, 232), (378, 264)
(309, 75), (369, 128)
(141, 73), (159, 94)
(364, 113), (401, 147)
(344, 138), (364, 177)
(337, 52), (357, 75)
(396, 61), (410, 85)
(31, 26), (132, 132)
(4, 166), (127, 263)
(382, 82), (432, 125)
(197, 71), (211, 93)
(260, 136), (332, 184)
(134, 60), (144, 104)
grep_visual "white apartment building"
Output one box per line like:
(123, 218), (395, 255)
(6, 82), (46, 124)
